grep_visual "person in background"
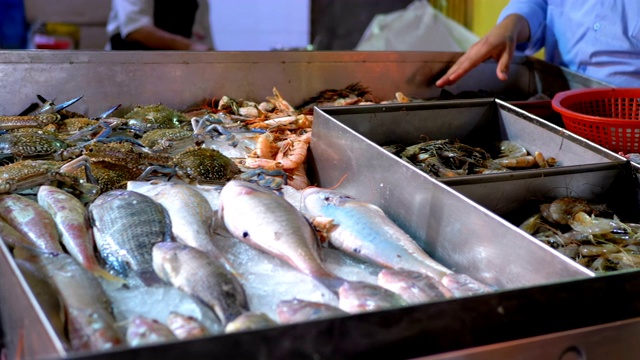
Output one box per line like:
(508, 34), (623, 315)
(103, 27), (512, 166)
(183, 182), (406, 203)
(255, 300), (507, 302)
(106, 0), (213, 50)
(436, 0), (640, 88)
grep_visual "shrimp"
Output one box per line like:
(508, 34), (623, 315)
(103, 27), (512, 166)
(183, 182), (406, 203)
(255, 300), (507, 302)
(276, 132), (312, 170)
(253, 133), (277, 159)
(498, 140), (528, 158)
(495, 155), (537, 169)
(286, 162), (310, 190)
(568, 211), (615, 235)
(236, 157), (283, 171)
(542, 198), (605, 225)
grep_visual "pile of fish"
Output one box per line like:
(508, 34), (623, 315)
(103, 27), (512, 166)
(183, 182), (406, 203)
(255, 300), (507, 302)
(519, 197), (640, 273)
(383, 139), (557, 178)
(0, 87), (494, 355)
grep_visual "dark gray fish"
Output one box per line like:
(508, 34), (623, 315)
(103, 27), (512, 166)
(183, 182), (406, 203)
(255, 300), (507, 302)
(152, 242), (249, 326)
(276, 298), (348, 324)
(89, 189), (173, 286)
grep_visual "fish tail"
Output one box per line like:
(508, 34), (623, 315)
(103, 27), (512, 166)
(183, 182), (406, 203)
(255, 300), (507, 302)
(314, 275), (347, 295)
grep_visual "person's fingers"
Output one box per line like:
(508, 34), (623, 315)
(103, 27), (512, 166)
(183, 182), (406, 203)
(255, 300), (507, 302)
(436, 51), (488, 87)
(495, 35), (515, 81)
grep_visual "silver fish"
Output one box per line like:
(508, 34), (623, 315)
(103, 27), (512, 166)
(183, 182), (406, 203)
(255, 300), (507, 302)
(219, 180), (344, 292)
(152, 242), (249, 325)
(13, 246), (123, 351)
(224, 312), (277, 334)
(128, 181), (234, 272)
(338, 281), (407, 314)
(441, 273), (494, 297)
(89, 189), (173, 286)
(15, 259), (69, 350)
(302, 187), (453, 280)
(276, 298), (348, 324)
(377, 268), (453, 304)
(0, 194), (62, 252)
(166, 311), (209, 340)
(126, 315), (176, 347)
(37, 185), (119, 282)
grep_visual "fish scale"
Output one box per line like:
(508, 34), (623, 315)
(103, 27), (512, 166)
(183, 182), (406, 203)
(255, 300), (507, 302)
(89, 189), (173, 285)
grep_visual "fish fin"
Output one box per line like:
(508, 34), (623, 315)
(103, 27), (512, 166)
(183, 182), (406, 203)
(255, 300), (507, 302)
(91, 267), (128, 285)
(310, 216), (335, 246)
(347, 201), (385, 214)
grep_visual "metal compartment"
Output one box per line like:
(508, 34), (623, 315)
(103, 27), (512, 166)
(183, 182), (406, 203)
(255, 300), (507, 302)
(0, 51), (619, 359)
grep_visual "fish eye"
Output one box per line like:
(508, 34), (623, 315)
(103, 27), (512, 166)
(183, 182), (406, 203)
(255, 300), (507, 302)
(242, 231), (249, 238)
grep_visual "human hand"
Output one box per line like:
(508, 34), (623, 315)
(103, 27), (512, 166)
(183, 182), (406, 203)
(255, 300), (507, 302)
(189, 42), (212, 51)
(435, 14), (530, 88)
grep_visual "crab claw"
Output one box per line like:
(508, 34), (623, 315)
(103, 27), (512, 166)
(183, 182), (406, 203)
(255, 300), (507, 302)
(52, 95), (84, 113)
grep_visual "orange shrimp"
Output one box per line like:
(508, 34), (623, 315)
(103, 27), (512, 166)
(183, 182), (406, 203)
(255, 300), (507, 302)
(254, 133), (277, 159)
(276, 132), (312, 170)
(286, 162), (310, 190)
(237, 157), (283, 171)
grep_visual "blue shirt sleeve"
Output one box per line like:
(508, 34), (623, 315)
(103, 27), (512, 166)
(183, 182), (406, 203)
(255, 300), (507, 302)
(497, 0), (548, 55)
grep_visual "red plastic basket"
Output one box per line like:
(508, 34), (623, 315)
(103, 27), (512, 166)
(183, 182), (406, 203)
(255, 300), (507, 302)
(551, 88), (640, 153)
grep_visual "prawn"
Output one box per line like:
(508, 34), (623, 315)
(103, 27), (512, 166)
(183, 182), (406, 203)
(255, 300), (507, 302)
(236, 157), (283, 171)
(276, 132), (312, 170)
(253, 133), (277, 159)
(286, 161), (310, 190)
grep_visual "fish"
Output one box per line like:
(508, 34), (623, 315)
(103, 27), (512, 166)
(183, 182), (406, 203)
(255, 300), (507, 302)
(152, 242), (249, 326)
(338, 281), (407, 314)
(224, 312), (278, 333)
(219, 180), (344, 292)
(219, 180), (405, 313)
(302, 187), (453, 280)
(15, 259), (69, 350)
(37, 185), (121, 282)
(166, 312), (209, 340)
(0, 216), (32, 249)
(127, 180), (235, 272)
(126, 315), (176, 347)
(13, 246), (123, 351)
(89, 189), (173, 286)
(0, 194), (62, 253)
(276, 298), (348, 324)
(441, 273), (494, 297)
(377, 268), (453, 304)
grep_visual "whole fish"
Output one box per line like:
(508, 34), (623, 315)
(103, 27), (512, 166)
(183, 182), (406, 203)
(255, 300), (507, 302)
(377, 268), (453, 304)
(37, 185), (120, 282)
(14, 246), (123, 351)
(338, 281), (407, 314)
(152, 242), (249, 325)
(128, 181), (233, 271)
(89, 189), (173, 286)
(302, 187), (453, 280)
(126, 315), (176, 347)
(0, 194), (62, 252)
(166, 312), (209, 340)
(276, 298), (348, 324)
(219, 180), (344, 292)
(224, 312), (278, 334)
(15, 259), (69, 350)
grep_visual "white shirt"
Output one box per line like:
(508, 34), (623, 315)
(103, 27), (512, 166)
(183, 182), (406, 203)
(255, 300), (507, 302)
(105, 0), (213, 49)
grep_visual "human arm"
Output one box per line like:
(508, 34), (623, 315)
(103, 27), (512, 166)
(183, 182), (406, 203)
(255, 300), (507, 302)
(435, 13), (530, 87)
(124, 26), (210, 50)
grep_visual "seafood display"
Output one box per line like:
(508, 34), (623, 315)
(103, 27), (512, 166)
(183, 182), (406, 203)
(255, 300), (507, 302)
(0, 88), (506, 357)
(519, 197), (640, 273)
(383, 139), (557, 178)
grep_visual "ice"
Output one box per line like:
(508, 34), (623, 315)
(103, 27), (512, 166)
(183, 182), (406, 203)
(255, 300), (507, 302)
(100, 279), (223, 336)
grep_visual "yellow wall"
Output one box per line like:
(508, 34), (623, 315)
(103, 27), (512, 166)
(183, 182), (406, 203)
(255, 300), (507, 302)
(470, 0), (509, 37)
